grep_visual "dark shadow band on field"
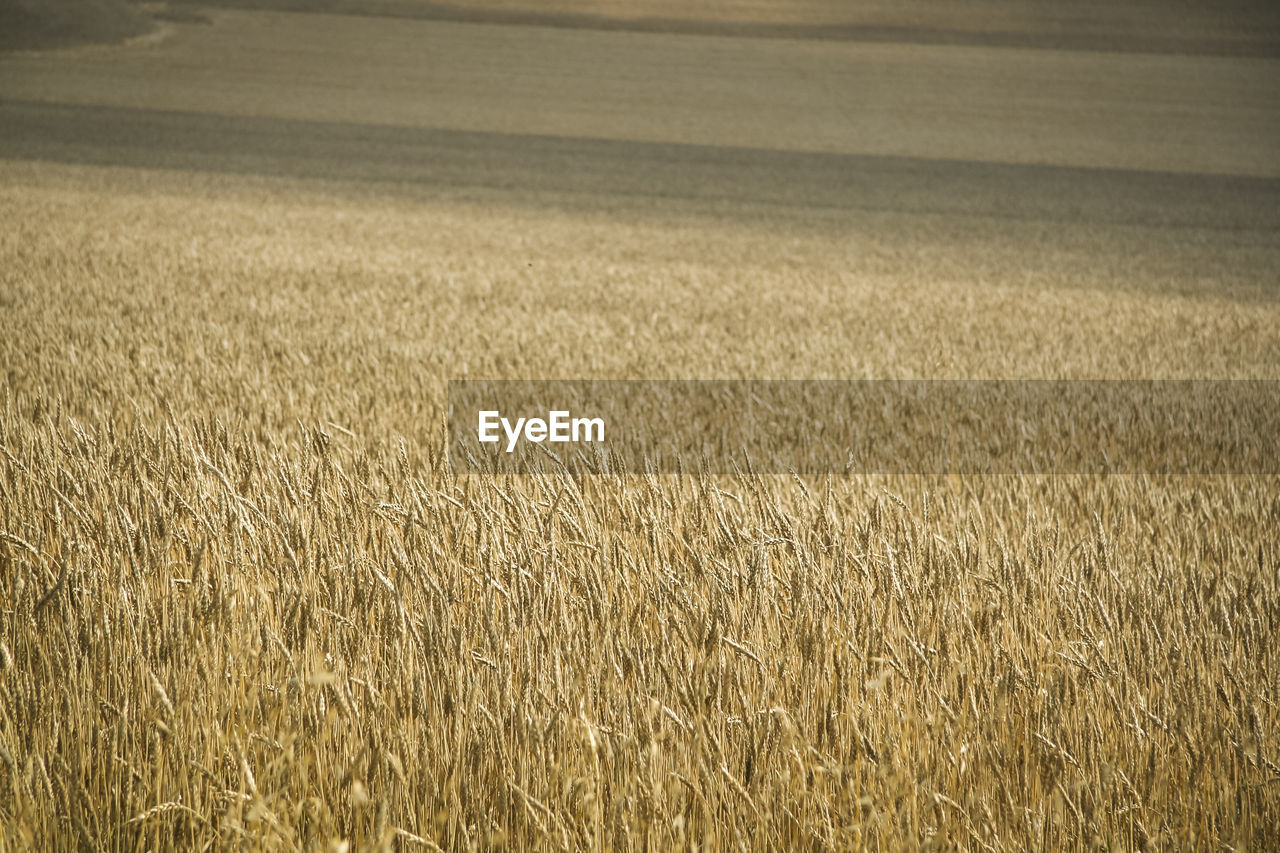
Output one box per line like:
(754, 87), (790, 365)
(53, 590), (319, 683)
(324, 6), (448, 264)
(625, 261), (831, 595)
(0, 0), (154, 53)
(167, 0), (1280, 57)
(4, 99), (1278, 237)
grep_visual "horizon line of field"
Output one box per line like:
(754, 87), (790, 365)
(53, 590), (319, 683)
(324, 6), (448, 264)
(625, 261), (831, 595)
(3, 98), (1278, 235)
(164, 0), (1280, 58)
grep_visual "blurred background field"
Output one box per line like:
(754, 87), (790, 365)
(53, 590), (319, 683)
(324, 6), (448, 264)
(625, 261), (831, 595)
(5, 0), (1280, 54)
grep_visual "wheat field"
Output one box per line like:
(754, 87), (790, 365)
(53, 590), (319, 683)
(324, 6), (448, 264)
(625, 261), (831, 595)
(1, 151), (1277, 851)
